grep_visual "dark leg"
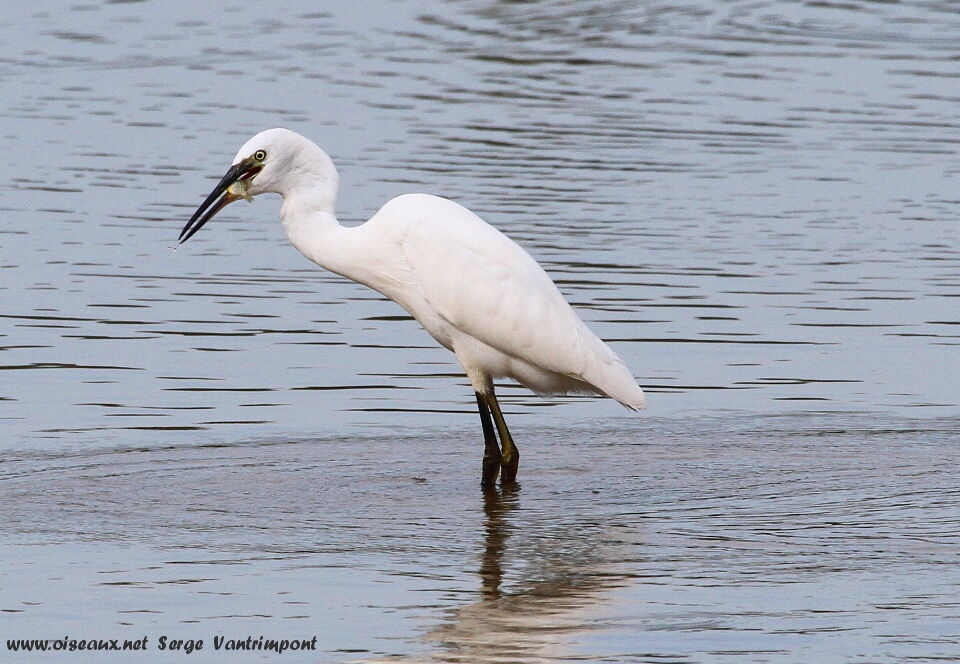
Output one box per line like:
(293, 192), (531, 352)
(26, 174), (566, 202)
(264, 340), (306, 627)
(476, 392), (501, 489)
(485, 387), (519, 486)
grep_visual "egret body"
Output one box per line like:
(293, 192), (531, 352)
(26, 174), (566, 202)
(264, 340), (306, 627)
(180, 128), (646, 488)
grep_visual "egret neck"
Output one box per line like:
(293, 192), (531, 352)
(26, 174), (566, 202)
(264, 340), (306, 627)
(277, 169), (372, 289)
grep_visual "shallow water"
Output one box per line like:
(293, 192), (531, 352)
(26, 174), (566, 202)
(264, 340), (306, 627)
(4, 416), (960, 662)
(1, 0), (959, 661)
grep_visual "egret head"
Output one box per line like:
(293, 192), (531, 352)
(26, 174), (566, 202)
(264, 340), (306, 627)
(179, 128), (336, 243)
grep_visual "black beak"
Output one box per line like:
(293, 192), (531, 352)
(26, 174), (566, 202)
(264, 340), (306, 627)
(179, 159), (260, 244)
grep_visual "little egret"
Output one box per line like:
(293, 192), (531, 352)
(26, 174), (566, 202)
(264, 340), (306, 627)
(179, 128), (645, 488)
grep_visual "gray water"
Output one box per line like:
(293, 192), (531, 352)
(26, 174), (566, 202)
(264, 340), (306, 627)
(1, 0), (959, 662)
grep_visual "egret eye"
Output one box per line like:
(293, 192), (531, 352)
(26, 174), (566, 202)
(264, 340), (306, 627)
(254, 150), (267, 161)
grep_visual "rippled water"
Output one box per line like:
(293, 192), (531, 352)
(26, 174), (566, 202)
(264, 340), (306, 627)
(2, 0), (959, 662)
(4, 416), (960, 662)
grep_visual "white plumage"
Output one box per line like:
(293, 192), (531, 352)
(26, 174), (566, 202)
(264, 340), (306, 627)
(377, 193), (645, 409)
(179, 128), (645, 487)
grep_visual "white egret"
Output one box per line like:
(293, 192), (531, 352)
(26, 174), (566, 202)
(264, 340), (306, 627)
(179, 128), (645, 488)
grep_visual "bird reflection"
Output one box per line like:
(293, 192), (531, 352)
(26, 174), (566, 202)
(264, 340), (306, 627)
(417, 487), (634, 664)
(478, 487), (519, 598)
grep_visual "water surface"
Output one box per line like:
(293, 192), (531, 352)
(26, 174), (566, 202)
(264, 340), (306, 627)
(1, 1), (959, 661)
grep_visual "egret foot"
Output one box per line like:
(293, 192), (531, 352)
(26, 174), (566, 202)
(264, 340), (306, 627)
(484, 387), (520, 488)
(500, 448), (519, 487)
(482, 449), (502, 489)
(476, 392), (502, 489)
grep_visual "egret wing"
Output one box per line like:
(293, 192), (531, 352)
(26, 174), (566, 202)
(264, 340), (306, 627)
(397, 196), (619, 381)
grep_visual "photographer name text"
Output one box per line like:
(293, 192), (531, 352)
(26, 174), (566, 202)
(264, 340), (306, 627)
(6, 635), (318, 655)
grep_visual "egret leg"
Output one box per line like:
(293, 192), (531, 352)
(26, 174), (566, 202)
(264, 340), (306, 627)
(485, 388), (519, 486)
(476, 392), (501, 489)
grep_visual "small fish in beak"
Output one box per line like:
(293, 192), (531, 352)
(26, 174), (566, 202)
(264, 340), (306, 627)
(227, 177), (254, 202)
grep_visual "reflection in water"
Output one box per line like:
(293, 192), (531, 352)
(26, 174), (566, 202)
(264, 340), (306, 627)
(479, 488), (517, 599)
(424, 487), (632, 664)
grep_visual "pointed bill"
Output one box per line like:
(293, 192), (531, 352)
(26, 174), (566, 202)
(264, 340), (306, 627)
(179, 158), (261, 244)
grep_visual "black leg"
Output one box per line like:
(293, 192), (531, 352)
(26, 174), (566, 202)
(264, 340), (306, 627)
(485, 387), (519, 486)
(476, 392), (501, 489)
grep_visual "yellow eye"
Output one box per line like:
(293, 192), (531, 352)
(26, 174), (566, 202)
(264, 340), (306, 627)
(254, 150), (267, 161)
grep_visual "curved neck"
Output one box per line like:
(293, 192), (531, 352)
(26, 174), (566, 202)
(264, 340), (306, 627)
(279, 188), (371, 286)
